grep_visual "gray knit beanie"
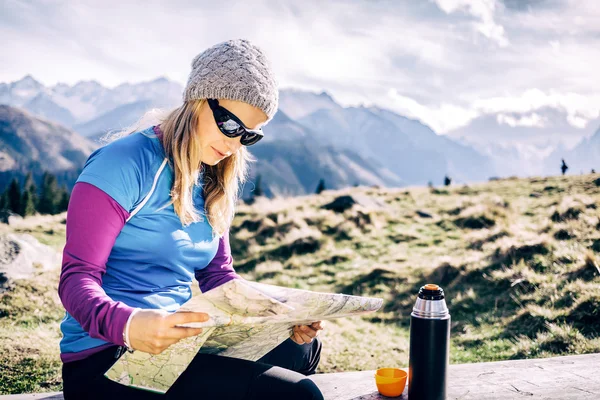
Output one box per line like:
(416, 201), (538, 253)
(183, 39), (279, 122)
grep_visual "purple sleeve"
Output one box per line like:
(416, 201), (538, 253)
(58, 182), (136, 346)
(195, 228), (242, 293)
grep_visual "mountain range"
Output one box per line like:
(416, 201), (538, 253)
(544, 125), (600, 175)
(0, 75), (181, 136)
(0, 104), (98, 191)
(1, 75), (598, 197)
(447, 106), (599, 177)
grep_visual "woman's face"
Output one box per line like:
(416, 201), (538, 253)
(197, 99), (268, 165)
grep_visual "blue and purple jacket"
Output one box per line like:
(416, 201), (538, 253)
(58, 125), (240, 363)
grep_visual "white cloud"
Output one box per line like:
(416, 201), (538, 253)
(473, 89), (600, 129)
(1, 0), (599, 140)
(432, 0), (509, 46)
(386, 88), (599, 134)
(387, 88), (478, 133)
(567, 114), (589, 129)
(497, 113), (545, 128)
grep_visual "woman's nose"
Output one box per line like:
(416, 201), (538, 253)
(226, 137), (243, 152)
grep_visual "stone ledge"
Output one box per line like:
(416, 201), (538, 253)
(2, 353), (599, 399)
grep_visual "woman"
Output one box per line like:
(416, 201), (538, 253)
(58, 39), (324, 399)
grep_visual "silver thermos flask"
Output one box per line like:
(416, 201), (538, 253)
(408, 284), (451, 400)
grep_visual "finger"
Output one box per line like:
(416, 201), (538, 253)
(304, 323), (320, 333)
(293, 325), (305, 334)
(311, 321), (324, 330)
(291, 331), (303, 345)
(299, 325), (317, 338)
(297, 330), (313, 343)
(167, 311), (210, 326)
(167, 327), (204, 340)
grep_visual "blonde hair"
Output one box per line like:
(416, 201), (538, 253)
(100, 99), (255, 237)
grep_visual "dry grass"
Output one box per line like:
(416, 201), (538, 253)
(1, 174), (600, 394)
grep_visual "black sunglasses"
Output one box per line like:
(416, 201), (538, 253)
(207, 99), (264, 146)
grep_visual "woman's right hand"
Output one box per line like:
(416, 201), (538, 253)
(127, 309), (210, 354)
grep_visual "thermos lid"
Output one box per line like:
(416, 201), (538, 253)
(418, 284), (445, 300)
(412, 283), (450, 319)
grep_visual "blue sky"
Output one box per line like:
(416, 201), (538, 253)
(1, 0), (599, 134)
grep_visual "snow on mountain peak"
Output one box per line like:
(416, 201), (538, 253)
(1, 75), (184, 127)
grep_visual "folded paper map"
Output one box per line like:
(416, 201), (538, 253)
(104, 279), (384, 393)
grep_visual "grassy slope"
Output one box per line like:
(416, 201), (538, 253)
(0, 215), (67, 394)
(1, 174), (599, 394)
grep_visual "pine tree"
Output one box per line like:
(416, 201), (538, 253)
(39, 172), (60, 214)
(21, 190), (36, 217)
(58, 185), (70, 212)
(7, 177), (21, 214)
(23, 171), (38, 211)
(315, 179), (326, 194)
(0, 190), (9, 211)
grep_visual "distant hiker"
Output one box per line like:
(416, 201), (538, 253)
(316, 178), (326, 194)
(444, 175), (452, 186)
(57, 39), (323, 400)
(592, 169), (596, 174)
(561, 159), (568, 175)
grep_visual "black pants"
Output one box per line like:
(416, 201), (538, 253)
(62, 337), (323, 400)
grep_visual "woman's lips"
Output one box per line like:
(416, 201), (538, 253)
(212, 147), (226, 157)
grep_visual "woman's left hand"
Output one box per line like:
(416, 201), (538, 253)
(290, 321), (324, 345)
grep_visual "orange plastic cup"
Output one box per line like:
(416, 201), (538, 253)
(374, 368), (407, 397)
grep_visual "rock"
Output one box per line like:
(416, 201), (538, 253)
(0, 233), (61, 289)
(349, 210), (372, 229)
(551, 207), (582, 222)
(8, 214), (24, 225)
(239, 218), (264, 232)
(270, 236), (322, 259)
(554, 229), (574, 240)
(454, 214), (496, 229)
(416, 210), (433, 218)
(322, 195), (357, 213)
(0, 210), (22, 225)
(322, 193), (389, 214)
